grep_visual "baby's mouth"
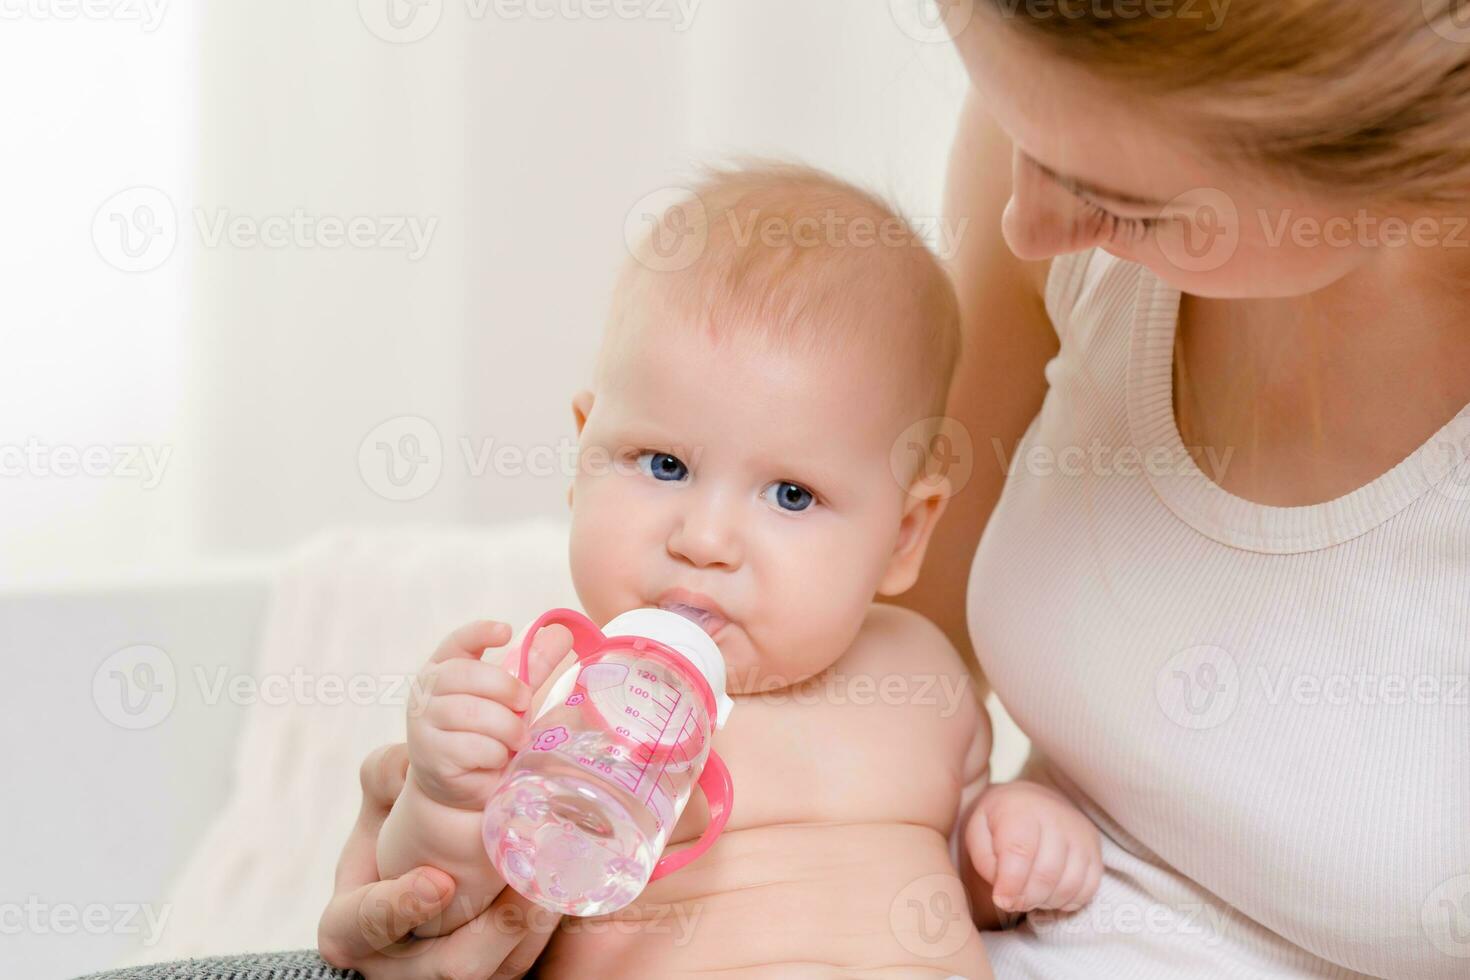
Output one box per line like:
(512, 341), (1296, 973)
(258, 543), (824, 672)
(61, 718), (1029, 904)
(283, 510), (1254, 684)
(657, 601), (729, 637)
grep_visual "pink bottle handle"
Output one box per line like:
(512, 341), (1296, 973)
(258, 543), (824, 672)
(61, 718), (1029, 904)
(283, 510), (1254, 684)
(509, 607), (734, 880)
(648, 749), (733, 881)
(514, 607), (606, 686)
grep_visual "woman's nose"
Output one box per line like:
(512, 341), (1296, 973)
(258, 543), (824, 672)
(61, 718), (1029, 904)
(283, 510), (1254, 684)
(668, 493), (743, 570)
(1000, 149), (1105, 261)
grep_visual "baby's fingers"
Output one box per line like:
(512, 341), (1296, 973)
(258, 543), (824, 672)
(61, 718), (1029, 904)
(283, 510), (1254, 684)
(429, 693), (527, 745)
(425, 657), (533, 711)
(1046, 847), (1093, 912)
(965, 805), (998, 884)
(989, 814), (1043, 912)
(1016, 830), (1069, 912)
(1081, 855), (1103, 907)
(429, 619), (514, 664)
(431, 728), (521, 773)
(520, 623), (575, 689)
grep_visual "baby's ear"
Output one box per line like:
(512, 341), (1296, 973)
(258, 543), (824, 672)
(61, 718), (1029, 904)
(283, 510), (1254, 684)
(877, 474), (952, 596)
(571, 389), (595, 436)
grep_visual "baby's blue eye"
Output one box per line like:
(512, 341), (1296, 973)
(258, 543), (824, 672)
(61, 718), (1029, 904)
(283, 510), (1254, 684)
(637, 451), (688, 482)
(764, 481), (814, 512)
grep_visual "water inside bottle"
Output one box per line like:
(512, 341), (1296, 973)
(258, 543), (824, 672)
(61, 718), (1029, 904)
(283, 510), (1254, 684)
(483, 747), (661, 916)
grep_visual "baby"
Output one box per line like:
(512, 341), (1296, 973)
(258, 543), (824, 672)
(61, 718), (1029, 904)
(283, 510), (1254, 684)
(377, 161), (1101, 977)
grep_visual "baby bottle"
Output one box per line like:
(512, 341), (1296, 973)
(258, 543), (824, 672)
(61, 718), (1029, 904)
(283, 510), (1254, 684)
(481, 607), (735, 917)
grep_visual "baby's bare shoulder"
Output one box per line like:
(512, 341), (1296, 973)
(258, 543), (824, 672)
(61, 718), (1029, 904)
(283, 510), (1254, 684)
(833, 604), (982, 733)
(842, 603), (971, 678)
(716, 604), (985, 837)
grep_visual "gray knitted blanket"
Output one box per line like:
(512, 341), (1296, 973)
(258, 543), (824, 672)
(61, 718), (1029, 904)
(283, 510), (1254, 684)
(76, 950), (357, 979)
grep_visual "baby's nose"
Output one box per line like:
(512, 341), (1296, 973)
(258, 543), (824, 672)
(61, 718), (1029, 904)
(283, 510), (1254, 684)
(668, 495), (743, 570)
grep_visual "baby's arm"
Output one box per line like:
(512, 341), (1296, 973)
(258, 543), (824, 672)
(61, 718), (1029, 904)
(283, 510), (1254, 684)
(376, 620), (571, 937)
(953, 697), (1002, 928)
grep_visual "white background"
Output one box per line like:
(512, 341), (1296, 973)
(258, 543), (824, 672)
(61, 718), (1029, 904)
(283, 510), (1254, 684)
(1, 0), (968, 585)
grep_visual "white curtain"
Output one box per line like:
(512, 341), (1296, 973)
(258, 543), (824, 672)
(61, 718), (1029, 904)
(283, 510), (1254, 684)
(1, 5), (200, 583)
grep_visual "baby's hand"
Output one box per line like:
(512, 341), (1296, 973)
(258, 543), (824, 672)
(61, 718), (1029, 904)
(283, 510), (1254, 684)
(965, 779), (1103, 915)
(406, 620), (569, 811)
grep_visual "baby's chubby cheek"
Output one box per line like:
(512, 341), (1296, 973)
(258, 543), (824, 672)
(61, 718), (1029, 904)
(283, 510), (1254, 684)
(725, 603), (865, 696)
(566, 485), (639, 626)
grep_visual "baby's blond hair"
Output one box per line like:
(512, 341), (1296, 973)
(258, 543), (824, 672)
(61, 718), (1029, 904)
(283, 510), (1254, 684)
(600, 159), (962, 430)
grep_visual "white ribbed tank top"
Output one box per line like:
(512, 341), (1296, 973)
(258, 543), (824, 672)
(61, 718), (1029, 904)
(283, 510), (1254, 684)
(969, 247), (1470, 979)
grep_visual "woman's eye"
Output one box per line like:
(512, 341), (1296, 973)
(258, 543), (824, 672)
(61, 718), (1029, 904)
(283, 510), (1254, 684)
(764, 481), (815, 512)
(1078, 198), (1160, 243)
(636, 451), (688, 482)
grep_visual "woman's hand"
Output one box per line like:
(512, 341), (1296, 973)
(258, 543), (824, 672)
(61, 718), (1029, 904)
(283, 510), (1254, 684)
(317, 742), (560, 979)
(965, 779), (1103, 915)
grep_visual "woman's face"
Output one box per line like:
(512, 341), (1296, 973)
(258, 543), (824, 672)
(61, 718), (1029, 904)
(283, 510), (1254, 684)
(949, 14), (1421, 300)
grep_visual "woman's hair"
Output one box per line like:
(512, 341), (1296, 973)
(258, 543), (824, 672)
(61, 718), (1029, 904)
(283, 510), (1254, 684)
(982, 0), (1470, 207)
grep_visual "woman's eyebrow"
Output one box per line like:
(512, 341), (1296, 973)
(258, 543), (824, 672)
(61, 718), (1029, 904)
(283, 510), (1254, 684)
(1029, 157), (1172, 209)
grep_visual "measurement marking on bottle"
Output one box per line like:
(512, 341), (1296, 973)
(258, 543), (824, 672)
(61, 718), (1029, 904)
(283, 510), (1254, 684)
(629, 685), (681, 792)
(645, 714), (697, 806)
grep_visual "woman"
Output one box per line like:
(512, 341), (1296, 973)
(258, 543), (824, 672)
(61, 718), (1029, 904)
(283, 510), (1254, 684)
(312, 2), (1470, 977)
(920, 3), (1469, 978)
